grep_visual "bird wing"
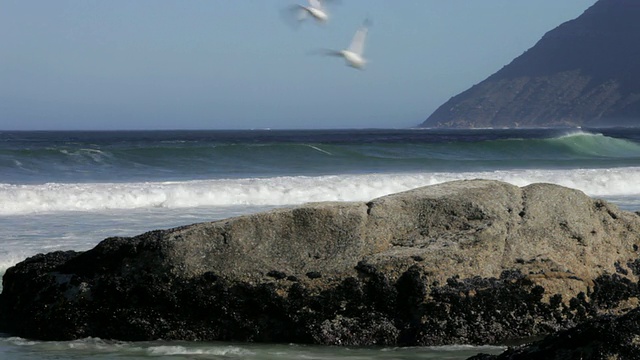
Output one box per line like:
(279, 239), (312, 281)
(309, 0), (323, 10)
(309, 48), (342, 57)
(323, 49), (343, 57)
(296, 5), (309, 21)
(348, 23), (368, 56)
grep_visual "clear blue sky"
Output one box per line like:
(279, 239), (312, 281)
(0, 0), (597, 130)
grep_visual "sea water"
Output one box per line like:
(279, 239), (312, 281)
(1, 127), (640, 359)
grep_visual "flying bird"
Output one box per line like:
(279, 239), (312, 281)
(291, 0), (330, 24)
(324, 19), (370, 69)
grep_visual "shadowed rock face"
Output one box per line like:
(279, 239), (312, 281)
(469, 307), (640, 360)
(420, 0), (640, 129)
(2, 179), (640, 347)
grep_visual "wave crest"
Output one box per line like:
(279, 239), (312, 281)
(2, 168), (640, 216)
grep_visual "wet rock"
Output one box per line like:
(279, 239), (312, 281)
(2, 179), (640, 346)
(469, 307), (640, 359)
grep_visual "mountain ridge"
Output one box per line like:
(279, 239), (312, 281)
(420, 0), (640, 128)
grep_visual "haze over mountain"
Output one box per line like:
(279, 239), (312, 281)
(420, 0), (640, 129)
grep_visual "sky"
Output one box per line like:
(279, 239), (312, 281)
(0, 0), (598, 130)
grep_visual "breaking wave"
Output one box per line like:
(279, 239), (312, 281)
(2, 167), (640, 216)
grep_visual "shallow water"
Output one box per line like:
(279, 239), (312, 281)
(0, 336), (506, 360)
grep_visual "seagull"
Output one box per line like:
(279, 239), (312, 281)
(293, 0), (329, 24)
(324, 19), (370, 69)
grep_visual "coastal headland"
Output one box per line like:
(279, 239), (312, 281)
(2, 179), (640, 357)
(420, 0), (640, 129)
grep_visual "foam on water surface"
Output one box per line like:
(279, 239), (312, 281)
(1, 167), (640, 215)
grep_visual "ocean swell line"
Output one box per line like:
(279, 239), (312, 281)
(1, 168), (640, 216)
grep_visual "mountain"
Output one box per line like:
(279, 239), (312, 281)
(419, 0), (640, 129)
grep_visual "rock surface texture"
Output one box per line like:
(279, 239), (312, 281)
(2, 179), (640, 347)
(469, 307), (640, 360)
(420, 0), (640, 128)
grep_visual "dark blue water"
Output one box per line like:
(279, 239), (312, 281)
(2, 128), (640, 184)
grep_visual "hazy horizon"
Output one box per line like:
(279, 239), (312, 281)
(0, 0), (597, 131)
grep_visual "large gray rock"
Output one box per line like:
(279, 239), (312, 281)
(2, 179), (640, 346)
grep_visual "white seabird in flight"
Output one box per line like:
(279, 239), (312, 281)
(294, 0), (329, 24)
(325, 19), (370, 69)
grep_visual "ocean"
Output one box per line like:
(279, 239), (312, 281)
(2, 127), (640, 359)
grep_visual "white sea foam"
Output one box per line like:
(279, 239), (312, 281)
(382, 344), (506, 352)
(147, 344), (253, 356)
(2, 337), (38, 346)
(1, 167), (640, 216)
(0, 252), (34, 275)
(0, 336), (503, 359)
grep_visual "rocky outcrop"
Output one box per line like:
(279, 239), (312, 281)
(420, 0), (640, 128)
(469, 307), (640, 359)
(2, 179), (640, 346)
